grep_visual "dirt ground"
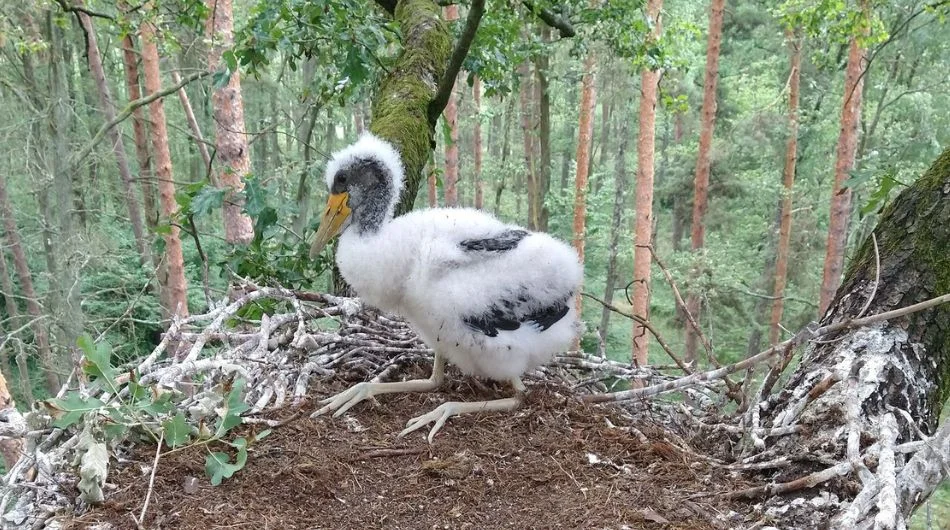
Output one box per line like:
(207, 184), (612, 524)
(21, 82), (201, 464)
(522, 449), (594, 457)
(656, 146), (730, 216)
(66, 372), (753, 529)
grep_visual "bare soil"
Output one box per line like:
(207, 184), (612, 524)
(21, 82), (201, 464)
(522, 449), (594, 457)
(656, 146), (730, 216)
(67, 370), (753, 529)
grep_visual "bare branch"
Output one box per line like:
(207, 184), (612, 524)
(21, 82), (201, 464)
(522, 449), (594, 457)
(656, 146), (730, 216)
(522, 1), (575, 38)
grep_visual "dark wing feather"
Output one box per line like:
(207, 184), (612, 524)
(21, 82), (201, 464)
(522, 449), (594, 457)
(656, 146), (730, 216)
(459, 229), (529, 252)
(463, 295), (571, 337)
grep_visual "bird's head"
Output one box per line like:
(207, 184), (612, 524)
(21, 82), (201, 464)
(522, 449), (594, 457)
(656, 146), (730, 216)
(310, 132), (404, 258)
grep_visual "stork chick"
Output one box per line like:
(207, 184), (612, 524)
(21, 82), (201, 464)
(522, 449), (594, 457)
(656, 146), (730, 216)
(310, 133), (582, 442)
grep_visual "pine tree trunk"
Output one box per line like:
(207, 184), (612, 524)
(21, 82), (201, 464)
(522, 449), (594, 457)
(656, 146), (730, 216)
(78, 11), (150, 268)
(0, 173), (59, 395)
(769, 32), (802, 345)
(207, 0), (254, 244)
(598, 124), (629, 348)
(141, 19), (190, 318)
(819, 32), (867, 315)
(473, 76), (484, 209)
(440, 5), (460, 207)
(494, 96), (514, 214)
(632, 0), (664, 366)
(572, 50), (598, 345)
(292, 104), (321, 237)
(171, 71), (212, 180)
(685, 0), (725, 364)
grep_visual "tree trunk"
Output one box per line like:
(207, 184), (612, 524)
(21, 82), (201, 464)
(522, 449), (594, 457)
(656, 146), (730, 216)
(120, 34), (159, 233)
(141, 18), (189, 318)
(494, 96), (514, 214)
(77, 11), (150, 268)
(769, 32), (802, 345)
(572, 49), (597, 345)
(758, 145), (950, 527)
(292, 104), (321, 237)
(685, 0), (725, 364)
(0, 173), (59, 395)
(632, 0), (664, 367)
(473, 76), (484, 210)
(598, 124), (629, 349)
(207, 0), (255, 244)
(535, 27), (552, 231)
(819, 33), (867, 315)
(0, 368), (21, 469)
(171, 70), (212, 180)
(440, 5), (460, 207)
(520, 62), (539, 230)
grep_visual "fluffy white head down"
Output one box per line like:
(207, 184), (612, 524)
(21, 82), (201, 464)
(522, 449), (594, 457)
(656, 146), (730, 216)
(324, 132), (405, 197)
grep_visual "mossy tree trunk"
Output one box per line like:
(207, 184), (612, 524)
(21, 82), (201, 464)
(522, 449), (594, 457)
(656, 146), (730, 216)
(369, 0), (450, 216)
(753, 146), (950, 527)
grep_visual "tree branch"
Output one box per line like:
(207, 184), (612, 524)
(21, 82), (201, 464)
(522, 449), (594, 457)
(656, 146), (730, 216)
(53, 0), (115, 20)
(70, 70), (212, 170)
(522, 1), (575, 38)
(427, 0), (485, 126)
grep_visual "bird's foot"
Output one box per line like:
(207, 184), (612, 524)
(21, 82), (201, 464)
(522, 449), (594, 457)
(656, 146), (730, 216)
(398, 401), (464, 444)
(312, 382), (379, 418)
(397, 394), (523, 443)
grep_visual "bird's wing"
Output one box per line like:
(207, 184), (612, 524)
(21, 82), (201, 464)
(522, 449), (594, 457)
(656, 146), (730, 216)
(461, 294), (571, 337)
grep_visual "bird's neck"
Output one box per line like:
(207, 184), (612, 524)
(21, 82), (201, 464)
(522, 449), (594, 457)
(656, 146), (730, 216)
(351, 184), (397, 235)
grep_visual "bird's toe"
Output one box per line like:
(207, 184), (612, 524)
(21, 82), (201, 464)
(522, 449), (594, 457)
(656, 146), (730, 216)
(398, 402), (456, 443)
(311, 382), (374, 418)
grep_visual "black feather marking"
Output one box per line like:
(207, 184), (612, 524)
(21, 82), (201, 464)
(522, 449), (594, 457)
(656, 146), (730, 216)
(462, 296), (570, 337)
(460, 229), (529, 252)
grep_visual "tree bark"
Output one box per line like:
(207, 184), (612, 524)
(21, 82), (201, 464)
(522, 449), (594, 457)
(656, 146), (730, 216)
(141, 16), (189, 318)
(0, 368), (21, 469)
(494, 96), (515, 214)
(372, 0), (450, 216)
(473, 76), (484, 210)
(0, 173), (59, 395)
(572, 49), (597, 344)
(758, 146), (950, 527)
(77, 11), (150, 268)
(769, 32), (802, 345)
(819, 33), (867, 315)
(685, 0), (725, 363)
(120, 34), (159, 233)
(207, 0), (255, 244)
(632, 0), (664, 367)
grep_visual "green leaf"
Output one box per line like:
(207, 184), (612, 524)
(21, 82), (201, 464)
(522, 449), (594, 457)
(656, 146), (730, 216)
(162, 412), (192, 448)
(47, 392), (106, 428)
(190, 185), (226, 216)
(205, 443), (248, 486)
(82, 337), (117, 387)
(215, 379), (249, 438)
(243, 176), (267, 217)
(253, 429), (272, 443)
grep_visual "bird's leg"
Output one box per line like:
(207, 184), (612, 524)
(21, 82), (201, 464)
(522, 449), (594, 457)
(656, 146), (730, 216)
(312, 352), (446, 418)
(398, 378), (526, 443)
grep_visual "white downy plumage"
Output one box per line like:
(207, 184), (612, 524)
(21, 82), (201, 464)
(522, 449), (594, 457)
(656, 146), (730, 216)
(310, 133), (583, 442)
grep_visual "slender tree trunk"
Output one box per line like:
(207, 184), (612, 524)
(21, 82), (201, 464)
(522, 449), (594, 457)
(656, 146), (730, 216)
(440, 5), (460, 207)
(535, 27), (552, 231)
(769, 32), (802, 345)
(171, 71), (212, 180)
(207, 0), (254, 244)
(354, 103), (365, 135)
(494, 96), (515, 214)
(473, 76), (484, 209)
(292, 105), (321, 237)
(520, 62), (539, 229)
(0, 173), (59, 395)
(572, 50), (598, 347)
(120, 34), (158, 232)
(632, 0), (664, 367)
(685, 0), (725, 364)
(0, 369), (21, 469)
(141, 18), (189, 318)
(78, 11), (150, 267)
(599, 124), (629, 348)
(819, 16), (867, 315)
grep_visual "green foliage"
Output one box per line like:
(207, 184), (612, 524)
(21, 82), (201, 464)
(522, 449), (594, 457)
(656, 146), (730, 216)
(45, 336), (258, 485)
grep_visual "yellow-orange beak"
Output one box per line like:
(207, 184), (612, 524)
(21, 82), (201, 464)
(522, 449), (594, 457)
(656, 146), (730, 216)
(309, 192), (351, 258)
